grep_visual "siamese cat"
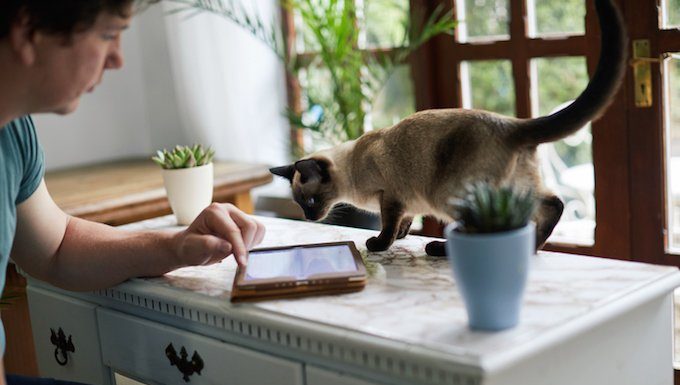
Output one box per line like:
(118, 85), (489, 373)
(271, 0), (626, 256)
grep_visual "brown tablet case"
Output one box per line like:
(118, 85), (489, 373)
(230, 241), (367, 302)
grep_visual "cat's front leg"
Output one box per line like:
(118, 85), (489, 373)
(366, 195), (404, 252)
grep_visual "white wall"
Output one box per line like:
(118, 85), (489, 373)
(33, 14), (153, 171)
(33, 1), (291, 201)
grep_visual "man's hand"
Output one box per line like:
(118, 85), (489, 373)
(172, 203), (265, 267)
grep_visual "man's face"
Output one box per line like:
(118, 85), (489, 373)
(31, 10), (132, 114)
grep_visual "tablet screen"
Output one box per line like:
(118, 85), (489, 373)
(243, 245), (359, 281)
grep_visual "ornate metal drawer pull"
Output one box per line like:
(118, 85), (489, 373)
(165, 343), (204, 382)
(50, 328), (75, 366)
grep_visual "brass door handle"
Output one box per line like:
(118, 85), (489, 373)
(630, 39), (666, 108)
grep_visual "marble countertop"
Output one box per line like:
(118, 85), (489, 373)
(117, 215), (680, 371)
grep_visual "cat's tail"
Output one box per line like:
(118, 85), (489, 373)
(509, 0), (627, 147)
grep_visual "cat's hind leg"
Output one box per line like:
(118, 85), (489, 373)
(397, 216), (413, 239)
(534, 194), (564, 249)
(422, 194), (563, 256)
(366, 194), (405, 252)
(425, 241), (446, 256)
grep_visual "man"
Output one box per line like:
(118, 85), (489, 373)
(0, 1), (265, 383)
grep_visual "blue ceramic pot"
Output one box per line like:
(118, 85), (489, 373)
(445, 223), (535, 331)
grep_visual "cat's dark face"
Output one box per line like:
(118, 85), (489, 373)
(270, 158), (339, 221)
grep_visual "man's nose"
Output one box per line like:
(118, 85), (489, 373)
(105, 43), (124, 70)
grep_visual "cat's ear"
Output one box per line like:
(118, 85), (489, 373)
(295, 158), (331, 184)
(269, 164), (296, 182)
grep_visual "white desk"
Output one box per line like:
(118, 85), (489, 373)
(26, 216), (680, 385)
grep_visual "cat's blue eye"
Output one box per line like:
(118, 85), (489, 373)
(307, 197), (315, 206)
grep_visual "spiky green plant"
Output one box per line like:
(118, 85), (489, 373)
(450, 182), (537, 234)
(152, 144), (215, 169)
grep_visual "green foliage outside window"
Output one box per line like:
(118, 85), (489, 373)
(533, 0), (585, 36)
(462, 0), (509, 40)
(465, 60), (515, 117)
(668, 0), (680, 26)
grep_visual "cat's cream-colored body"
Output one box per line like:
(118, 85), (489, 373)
(319, 109), (544, 223)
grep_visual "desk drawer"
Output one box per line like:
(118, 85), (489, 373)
(97, 309), (304, 385)
(26, 286), (111, 385)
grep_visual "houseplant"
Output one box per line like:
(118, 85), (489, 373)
(445, 182), (537, 331)
(152, 144), (215, 225)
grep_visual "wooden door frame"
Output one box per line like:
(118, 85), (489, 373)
(624, 0), (680, 267)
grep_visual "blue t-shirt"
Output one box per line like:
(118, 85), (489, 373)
(0, 116), (45, 354)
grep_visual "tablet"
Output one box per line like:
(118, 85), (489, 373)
(231, 241), (366, 302)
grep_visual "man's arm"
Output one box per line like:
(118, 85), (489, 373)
(10, 180), (265, 291)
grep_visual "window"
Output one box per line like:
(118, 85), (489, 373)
(665, 54), (680, 253)
(662, 0), (680, 29)
(456, 0), (509, 43)
(460, 59), (515, 115)
(526, 0), (585, 37)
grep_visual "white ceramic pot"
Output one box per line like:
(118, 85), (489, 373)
(161, 163), (213, 225)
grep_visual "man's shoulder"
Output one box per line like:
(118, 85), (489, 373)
(3, 115), (34, 131)
(1, 115), (36, 142)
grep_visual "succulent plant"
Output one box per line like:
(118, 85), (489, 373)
(449, 182), (537, 234)
(152, 144), (215, 170)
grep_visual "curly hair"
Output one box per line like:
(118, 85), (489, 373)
(0, 1), (154, 39)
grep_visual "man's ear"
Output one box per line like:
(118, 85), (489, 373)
(269, 164), (296, 183)
(9, 10), (38, 66)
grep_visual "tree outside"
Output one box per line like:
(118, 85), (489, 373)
(532, 0), (584, 36)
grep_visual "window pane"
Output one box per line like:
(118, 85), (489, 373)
(460, 60), (515, 116)
(531, 56), (593, 245)
(664, 54), (680, 253)
(370, 66), (415, 130)
(663, 0), (680, 29)
(362, 0), (409, 48)
(456, 0), (509, 43)
(527, 0), (585, 37)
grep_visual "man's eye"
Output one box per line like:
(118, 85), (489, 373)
(101, 34), (117, 41)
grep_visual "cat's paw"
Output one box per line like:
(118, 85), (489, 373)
(425, 241), (447, 257)
(366, 236), (391, 252)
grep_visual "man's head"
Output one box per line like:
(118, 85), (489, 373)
(0, 1), (149, 115)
